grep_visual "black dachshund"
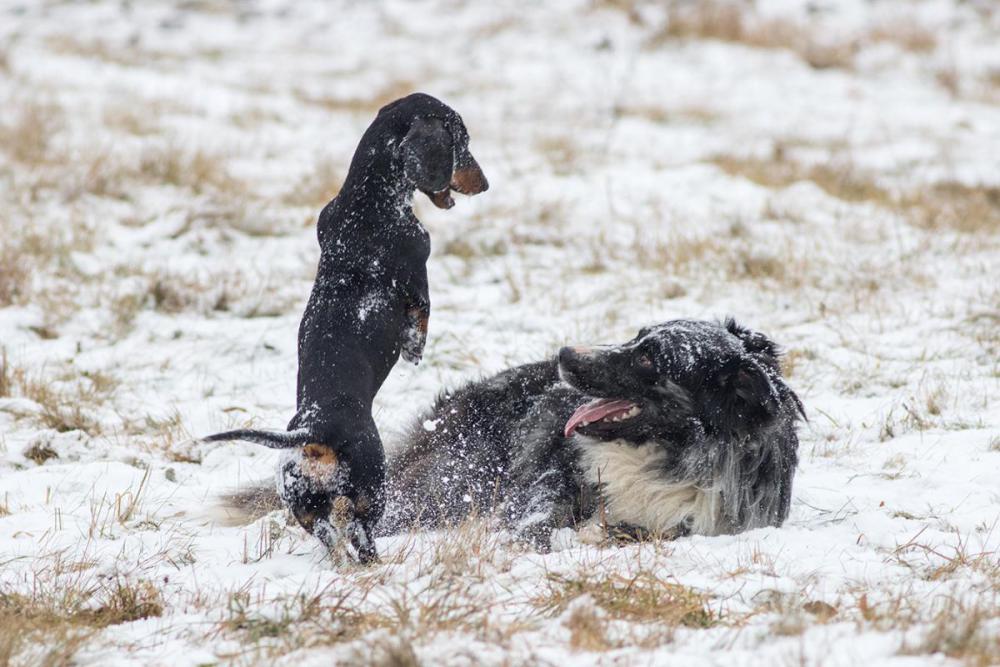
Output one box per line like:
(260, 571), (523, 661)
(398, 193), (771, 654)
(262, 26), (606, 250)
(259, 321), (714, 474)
(202, 93), (487, 563)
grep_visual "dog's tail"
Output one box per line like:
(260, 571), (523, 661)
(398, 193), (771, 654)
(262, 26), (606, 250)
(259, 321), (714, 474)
(202, 428), (313, 449)
(209, 481), (283, 526)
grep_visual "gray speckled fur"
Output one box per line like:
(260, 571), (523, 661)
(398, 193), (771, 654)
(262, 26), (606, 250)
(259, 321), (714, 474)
(380, 319), (804, 547)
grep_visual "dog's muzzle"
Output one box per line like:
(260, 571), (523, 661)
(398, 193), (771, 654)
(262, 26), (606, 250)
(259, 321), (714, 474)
(450, 157), (489, 195)
(427, 157), (488, 210)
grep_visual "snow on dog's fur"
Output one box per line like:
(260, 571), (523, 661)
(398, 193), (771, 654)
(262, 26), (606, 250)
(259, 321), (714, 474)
(379, 318), (805, 547)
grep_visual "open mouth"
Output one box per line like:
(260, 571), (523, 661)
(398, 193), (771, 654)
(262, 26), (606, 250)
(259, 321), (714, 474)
(427, 163), (489, 209)
(564, 398), (642, 437)
(427, 188), (455, 209)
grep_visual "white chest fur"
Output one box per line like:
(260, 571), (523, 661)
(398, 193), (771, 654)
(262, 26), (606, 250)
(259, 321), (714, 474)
(574, 437), (722, 536)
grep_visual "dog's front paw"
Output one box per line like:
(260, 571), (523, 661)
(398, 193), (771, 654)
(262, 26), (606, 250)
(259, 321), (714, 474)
(401, 306), (429, 365)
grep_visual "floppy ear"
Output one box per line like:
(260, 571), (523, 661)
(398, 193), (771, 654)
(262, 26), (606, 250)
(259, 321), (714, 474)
(715, 356), (781, 437)
(725, 317), (779, 357)
(399, 117), (453, 193)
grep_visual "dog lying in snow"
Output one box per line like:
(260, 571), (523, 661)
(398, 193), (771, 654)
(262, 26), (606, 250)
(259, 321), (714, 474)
(201, 93), (487, 563)
(378, 318), (805, 547)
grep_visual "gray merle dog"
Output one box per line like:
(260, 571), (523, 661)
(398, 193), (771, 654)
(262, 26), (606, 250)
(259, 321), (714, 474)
(379, 318), (805, 547)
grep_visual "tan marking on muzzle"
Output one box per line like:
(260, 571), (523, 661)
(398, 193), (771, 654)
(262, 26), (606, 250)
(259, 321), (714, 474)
(450, 162), (488, 195)
(408, 306), (429, 334)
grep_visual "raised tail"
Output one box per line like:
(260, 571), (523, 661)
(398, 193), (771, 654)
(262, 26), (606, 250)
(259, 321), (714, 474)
(202, 427), (313, 449)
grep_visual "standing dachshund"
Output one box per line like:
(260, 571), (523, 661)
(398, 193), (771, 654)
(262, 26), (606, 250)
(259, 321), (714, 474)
(202, 93), (488, 563)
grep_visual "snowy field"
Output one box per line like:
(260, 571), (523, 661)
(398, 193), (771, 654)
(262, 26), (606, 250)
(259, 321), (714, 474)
(1, 0), (999, 664)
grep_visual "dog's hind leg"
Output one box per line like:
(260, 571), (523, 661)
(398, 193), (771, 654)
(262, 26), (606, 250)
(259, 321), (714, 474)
(312, 496), (379, 564)
(313, 516), (355, 565)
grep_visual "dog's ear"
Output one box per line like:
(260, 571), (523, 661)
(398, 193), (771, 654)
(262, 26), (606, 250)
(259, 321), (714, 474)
(725, 317), (784, 377)
(715, 356), (781, 437)
(399, 117), (453, 193)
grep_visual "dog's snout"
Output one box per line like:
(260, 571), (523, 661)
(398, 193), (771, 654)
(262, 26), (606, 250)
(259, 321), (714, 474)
(450, 159), (488, 195)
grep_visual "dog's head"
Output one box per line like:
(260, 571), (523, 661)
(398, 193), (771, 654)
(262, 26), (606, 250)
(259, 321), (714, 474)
(558, 318), (804, 443)
(378, 93), (489, 209)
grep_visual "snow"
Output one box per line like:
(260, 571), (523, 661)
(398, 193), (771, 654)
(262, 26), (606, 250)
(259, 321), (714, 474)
(1, 0), (998, 665)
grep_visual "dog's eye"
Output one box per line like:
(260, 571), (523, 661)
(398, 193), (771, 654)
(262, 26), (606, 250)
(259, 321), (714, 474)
(636, 354), (654, 369)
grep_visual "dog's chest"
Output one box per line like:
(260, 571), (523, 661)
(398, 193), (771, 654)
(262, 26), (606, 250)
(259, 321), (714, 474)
(573, 437), (721, 535)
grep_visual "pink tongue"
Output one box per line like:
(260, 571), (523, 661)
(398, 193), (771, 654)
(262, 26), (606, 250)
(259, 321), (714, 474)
(564, 399), (637, 437)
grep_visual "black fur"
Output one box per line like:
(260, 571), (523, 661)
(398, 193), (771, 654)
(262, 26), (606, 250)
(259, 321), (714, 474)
(202, 93), (487, 563)
(380, 319), (804, 548)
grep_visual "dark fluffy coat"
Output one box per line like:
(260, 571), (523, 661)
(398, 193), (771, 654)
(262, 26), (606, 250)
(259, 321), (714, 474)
(202, 93), (487, 562)
(379, 319), (804, 547)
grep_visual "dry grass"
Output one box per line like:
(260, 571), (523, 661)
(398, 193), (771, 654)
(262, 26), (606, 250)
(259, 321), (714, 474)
(342, 636), (420, 667)
(890, 527), (999, 583)
(216, 523), (531, 660)
(0, 348), (11, 397)
(648, 1), (857, 70)
(46, 34), (224, 68)
(535, 134), (588, 175)
(642, 1), (937, 69)
(712, 153), (894, 206)
(219, 575), (521, 661)
(854, 584), (1000, 667)
(0, 236), (30, 307)
(23, 441), (59, 465)
(565, 602), (614, 652)
(905, 183), (1000, 234)
(0, 218), (96, 310)
(780, 347), (816, 379)
(135, 143), (237, 194)
(418, 518), (518, 579)
(0, 99), (63, 164)
(102, 104), (161, 136)
(537, 571), (716, 629)
(0, 577), (163, 666)
(293, 79), (417, 116)
(713, 152), (1000, 234)
(1, 95), (243, 207)
(220, 590), (383, 660)
(0, 357), (118, 436)
(101, 266), (299, 338)
(904, 598), (1000, 667)
(283, 157), (343, 209)
(868, 20), (938, 53)
(612, 103), (719, 125)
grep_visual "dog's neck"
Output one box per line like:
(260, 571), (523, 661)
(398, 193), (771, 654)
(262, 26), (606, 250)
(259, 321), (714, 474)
(336, 132), (418, 226)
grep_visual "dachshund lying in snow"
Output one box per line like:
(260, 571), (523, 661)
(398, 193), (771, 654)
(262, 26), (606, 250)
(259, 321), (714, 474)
(202, 93), (487, 563)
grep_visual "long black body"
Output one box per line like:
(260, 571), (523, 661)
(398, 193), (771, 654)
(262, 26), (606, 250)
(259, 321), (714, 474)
(381, 319), (805, 548)
(203, 94), (487, 562)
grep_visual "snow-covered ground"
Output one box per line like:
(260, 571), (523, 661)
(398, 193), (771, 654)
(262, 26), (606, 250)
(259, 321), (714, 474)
(1, 0), (998, 664)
